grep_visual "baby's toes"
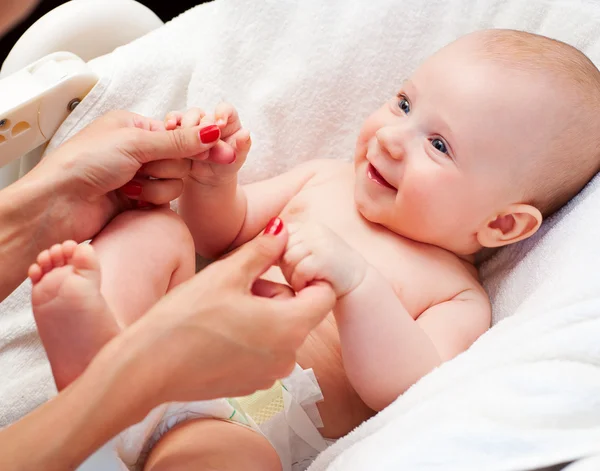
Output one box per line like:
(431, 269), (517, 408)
(60, 240), (78, 260)
(28, 263), (43, 284)
(36, 249), (53, 274)
(49, 244), (68, 268)
(70, 244), (100, 273)
(30, 240), (77, 283)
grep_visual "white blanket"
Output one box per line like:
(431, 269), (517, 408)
(3, 0), (600, 468)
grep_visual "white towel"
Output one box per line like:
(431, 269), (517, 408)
(0, 280), (55, 427)
(309, 164), (600, 471)
(2, 2), (600, 470)
(310, 298), (600, 471)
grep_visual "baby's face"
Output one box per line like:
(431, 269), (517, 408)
(353, 38), (558, 254)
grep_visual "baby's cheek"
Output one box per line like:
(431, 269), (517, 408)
(355, 127), (372, 147)
(399, 173), (446, 219)
(356, 112), (387, 145)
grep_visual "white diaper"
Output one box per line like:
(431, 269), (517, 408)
(115, 365), (333, 471)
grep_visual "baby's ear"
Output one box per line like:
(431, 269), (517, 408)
(477, 204), (542, 248)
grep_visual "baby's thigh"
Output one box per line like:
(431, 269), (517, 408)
(92, 208), (195, 325)
(144, 418), (281, 471)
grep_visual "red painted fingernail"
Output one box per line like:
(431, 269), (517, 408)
(199, 125), (220, 143)
(264, 217), (284, 236)
(121, 181), (143, 197)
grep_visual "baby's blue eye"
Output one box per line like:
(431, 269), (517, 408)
(398, 97), (411, 114)
(431, 138), (448, 154)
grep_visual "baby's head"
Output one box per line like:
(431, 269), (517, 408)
(354, 29), (600, 256)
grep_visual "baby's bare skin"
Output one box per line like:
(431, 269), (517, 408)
(35, 28), (598, 471)
(261, 160), (486, 438)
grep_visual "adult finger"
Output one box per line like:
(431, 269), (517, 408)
(121, 123), (221, 164)
(221, 218), (288, 286)
(121, 178), (184, 204)
(275, 281), (336, 332)
(252, 279), (295, 299)
(138, 159), (192, 179)
(107, 110), (166, 132)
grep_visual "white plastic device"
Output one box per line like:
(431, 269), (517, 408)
(0, 0), (163, 190)
(0, 52), (98, 170)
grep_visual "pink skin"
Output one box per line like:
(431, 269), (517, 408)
(352, 36), (554, 256)
(28, 241), (120, 390)
(164, 106), (251, 170)
(0, 0), (38, 36)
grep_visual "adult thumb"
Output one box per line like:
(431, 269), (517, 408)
(223, 218), (288, 287)
(125, 124), (221, 164)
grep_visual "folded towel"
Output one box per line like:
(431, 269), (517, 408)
(0, 280), (55, 427)
(310, 298), (600, 471)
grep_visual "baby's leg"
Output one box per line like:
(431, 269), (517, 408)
(91, 207), (196, 328)
(31, 208), (195, 390)
(144, 418), (281, 471)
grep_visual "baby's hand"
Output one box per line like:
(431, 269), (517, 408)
(164, 104), (251, 185)
(280, 221), (368, 298)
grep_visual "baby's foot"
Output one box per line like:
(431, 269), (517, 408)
(30, 241), (120, 390)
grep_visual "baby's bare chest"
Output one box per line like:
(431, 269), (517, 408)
(276, 175), (468, 317)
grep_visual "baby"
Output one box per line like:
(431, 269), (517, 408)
(29, 29), (600, 471)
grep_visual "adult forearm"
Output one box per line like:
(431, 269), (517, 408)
(0, 335), (152, 470)
(179, 177), (247, 258)
(0, 173), (73, 301)
(334, 267), (441, 411)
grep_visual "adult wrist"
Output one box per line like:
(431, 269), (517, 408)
(82, 330), (163, 425)
(0, 168), (73, 252)
(18, 159), (83, 238)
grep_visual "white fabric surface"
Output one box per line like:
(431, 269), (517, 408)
(0, 279), (55, 427)
(1, 0), (600, 469)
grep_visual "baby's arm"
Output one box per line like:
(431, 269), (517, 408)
(334, 267), (490, 411)
(280, 222), (491, 411)
(174, 104), (320, 258)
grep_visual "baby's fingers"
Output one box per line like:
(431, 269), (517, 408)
(289, 258), (318, 293)
(165, 108), (206, 130)
(227, 129), (252, 163)
(182, 107), (206, 128)
(203, 129), (250, 166)
(164, 111), (183, 130)
(214, 102), (242, 137)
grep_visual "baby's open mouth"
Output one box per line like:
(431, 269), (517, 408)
(367, 163), (396, 190)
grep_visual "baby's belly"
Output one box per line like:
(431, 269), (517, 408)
(297, 314), (375, 438)
(263, 267), (375, 439)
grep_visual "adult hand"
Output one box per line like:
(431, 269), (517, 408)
(25, 110), (221, 243)
(165, 103), (252, 186)
(0, 218), (335, 471)
(96, 218), (336, 413)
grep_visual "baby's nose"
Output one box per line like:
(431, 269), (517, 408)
(375, 125), (409, 161)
